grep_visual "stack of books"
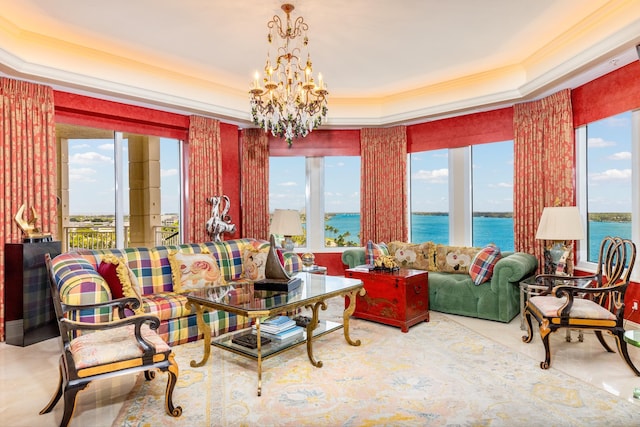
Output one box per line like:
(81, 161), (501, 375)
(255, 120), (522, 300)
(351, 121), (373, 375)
(252, 315), (304, 342)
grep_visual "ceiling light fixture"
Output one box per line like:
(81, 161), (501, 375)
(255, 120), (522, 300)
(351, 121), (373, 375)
(249, 3), (328, 147)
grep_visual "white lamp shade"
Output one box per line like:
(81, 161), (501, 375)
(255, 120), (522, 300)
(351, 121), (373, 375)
(535, 206), (585, 241)
(269, 209), (303, 236)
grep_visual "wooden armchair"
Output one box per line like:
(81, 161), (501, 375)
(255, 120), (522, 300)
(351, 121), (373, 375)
(522, 236), (640, 375)
(40, 254), (182, 427)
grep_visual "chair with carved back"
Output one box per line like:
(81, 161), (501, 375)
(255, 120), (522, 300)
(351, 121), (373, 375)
(522, 236), (640, 375)
(40, 253), (182, 427)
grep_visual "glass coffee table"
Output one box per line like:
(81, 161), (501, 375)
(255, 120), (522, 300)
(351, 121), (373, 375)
(186, 272), (365, 396)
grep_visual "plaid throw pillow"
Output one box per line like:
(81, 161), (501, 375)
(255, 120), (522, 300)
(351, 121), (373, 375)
(469, 244), (502, 285)
(366, 241), (389, 266)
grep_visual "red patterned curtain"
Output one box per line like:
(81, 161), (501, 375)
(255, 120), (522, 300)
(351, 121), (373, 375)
(240, 129), (270, 239)
(188, 116), (222, 243)
(513, 89), (575, 270)
(360, 126), (408, 243)
(0, 78), (57, 342)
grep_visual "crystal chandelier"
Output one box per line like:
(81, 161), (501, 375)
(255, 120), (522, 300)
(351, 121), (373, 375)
(250, 3), (328, 147)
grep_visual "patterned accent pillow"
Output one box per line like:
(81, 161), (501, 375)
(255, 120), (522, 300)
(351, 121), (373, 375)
(98, 254), (144, 313)
(366, 241), (389, 265)
(469, 244), (502, 285)
(241, 248), (269, 281)
(169, 251), (226, 292)
(388, 241), (436, 270)
(435, 245), (481, 274)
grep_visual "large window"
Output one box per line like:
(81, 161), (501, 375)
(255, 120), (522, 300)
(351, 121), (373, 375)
(269, 156), (360, 250)
(61, 124), (182, 249)
(409, 142), (514, 250)
(577, 111), (633, 264)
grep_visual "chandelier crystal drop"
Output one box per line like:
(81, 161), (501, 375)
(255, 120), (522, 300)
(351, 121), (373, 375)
(249, 3), (328, 147)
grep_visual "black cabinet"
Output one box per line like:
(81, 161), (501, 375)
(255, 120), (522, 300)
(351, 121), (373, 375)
(4, 241), (62, 346)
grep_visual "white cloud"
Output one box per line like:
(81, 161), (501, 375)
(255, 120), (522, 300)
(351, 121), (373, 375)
(413, 168), (448, 183)
(99, 143), (114, 151)
(605, 116), (630, 127)
(161, 168), (178, 177)
(69, 151), (112, 165)
(607, 151), (631, 160)
(587, 137), (615, 148)
(279, 181), (298, 187)
(69, 167), (97, 182)
(589, 168), (631, 181)
(490, 182), (513, 188)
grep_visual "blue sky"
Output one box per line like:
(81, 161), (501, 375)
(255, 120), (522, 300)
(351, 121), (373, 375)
(586, 112), (631, 213)
(68, 137), (180, 215)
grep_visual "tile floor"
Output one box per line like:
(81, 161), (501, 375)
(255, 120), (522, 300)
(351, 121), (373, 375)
(2, 311), (640, 427)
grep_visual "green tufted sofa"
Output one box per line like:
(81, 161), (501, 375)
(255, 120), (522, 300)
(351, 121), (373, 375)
(342, 245), (537, 323)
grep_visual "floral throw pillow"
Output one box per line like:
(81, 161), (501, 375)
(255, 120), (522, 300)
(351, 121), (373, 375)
(169, 251), (226, 292)
(435, 245), (481, 274)
(241, 248), (269, 281)
(469, 244), (502, 285)
(366, 241), (389, 266)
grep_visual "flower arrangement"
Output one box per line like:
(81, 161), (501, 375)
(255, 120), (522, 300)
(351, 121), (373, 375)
(372, 255), (399, 272)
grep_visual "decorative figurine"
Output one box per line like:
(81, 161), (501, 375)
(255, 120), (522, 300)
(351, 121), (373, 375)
(205, 195), (236, 242)
(14, 203), (52, 242)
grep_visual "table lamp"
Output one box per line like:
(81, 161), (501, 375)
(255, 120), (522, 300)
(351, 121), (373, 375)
(535, 206), (585, 274)
(269, 209), (303, 251)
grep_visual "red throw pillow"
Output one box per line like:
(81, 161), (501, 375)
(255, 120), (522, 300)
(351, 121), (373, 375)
(98, 261), (125, 299)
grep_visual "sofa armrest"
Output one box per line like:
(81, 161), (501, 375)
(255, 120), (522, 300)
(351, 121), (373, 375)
(490, 252), (538, 292)
(342, 247), (366, 268)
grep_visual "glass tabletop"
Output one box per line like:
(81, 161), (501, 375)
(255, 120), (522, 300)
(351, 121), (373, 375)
(186, 272), (362, 313)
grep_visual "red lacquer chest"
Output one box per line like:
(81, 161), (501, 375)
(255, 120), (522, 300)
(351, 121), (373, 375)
(345, 268), (429, 332)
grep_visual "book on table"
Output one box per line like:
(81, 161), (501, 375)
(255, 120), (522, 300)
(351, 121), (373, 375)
(257, 316), (297, 334)
(252, 323), (304, 341)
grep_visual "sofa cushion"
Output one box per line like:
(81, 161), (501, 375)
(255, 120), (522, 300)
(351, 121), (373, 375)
(435, 245), (481, 274)
(169, 251), (226, 292)
(97, 254), (144, 312)
(366, 241), (389, 265)
(241, 247), (268, 281)
(388, 241), (436, 271)
(469, 244), (502, 285)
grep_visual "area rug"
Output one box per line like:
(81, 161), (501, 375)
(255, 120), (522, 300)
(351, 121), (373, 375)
(113, 311), (638, 426)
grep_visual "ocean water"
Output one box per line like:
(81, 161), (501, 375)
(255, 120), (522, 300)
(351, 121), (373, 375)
(325, 213), (630, 262)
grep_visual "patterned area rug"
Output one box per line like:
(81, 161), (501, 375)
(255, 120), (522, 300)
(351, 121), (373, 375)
(114, 309), (638, 426)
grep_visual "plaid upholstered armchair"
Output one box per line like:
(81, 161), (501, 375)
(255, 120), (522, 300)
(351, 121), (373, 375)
(40, 254), (182, 427)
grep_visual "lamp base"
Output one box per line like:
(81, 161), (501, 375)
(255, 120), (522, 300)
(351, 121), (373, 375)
(283, 236), (294, 251)
(543, 241), (572, 275)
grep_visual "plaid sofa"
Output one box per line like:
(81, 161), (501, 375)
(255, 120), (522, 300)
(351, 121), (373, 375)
(49, 238), (303, 346)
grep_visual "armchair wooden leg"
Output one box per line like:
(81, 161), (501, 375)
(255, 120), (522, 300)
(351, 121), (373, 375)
(40, 356), (64, 415)
(521, 308), (534, 343)
(164, 354), (182, 417)
(594, 330), (615, 353)
(539, 321), (552, 369)
(60, 384), (85, 427)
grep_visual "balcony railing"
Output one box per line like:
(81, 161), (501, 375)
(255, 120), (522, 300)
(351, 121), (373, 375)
(64, 226), (180, 251)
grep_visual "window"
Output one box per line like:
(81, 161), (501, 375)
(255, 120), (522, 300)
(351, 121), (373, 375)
(60, 124), (182, 250)
(409, 141), (514, 251)
(471, 141), (514, 251)
(577, 111), (633, 265)
(269, 155), (360, 250)
(409, 149), (449, 244)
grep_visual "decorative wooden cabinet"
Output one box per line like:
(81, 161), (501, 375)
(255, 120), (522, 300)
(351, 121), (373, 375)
(345, 268), (429, 332)
(4, 241), (62, 346)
